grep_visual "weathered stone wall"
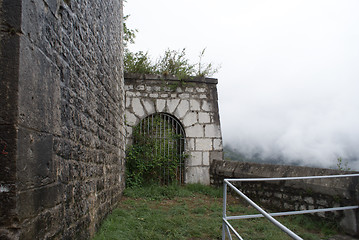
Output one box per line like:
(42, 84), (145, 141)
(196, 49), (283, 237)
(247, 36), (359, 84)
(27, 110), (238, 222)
(0, 1), (125, 239)
(125, 73), (223, 184)
(211, 160), (359, 236)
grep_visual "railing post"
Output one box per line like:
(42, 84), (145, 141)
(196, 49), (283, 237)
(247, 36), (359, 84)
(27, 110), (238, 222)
(222, 181), (227, 240)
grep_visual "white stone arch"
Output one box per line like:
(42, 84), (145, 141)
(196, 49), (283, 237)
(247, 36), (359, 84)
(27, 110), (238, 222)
(124, 74), (224, 184)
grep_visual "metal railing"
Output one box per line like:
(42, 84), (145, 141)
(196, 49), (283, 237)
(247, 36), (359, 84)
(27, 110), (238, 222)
(222, 174), (359, 240)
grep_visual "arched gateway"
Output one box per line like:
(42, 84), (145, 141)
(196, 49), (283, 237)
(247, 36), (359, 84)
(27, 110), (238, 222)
(133, 112), (186, 184)
(125, 73), (223, 184)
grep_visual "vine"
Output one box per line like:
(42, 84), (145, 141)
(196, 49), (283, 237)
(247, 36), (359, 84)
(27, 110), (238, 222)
(126, 116), (187, 187)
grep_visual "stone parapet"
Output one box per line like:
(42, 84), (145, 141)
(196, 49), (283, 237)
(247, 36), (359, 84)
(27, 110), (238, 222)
(210, 160), (359, 236)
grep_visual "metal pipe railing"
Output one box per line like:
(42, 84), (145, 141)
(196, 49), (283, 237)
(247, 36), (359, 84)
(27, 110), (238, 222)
(222, 173), (359, 240)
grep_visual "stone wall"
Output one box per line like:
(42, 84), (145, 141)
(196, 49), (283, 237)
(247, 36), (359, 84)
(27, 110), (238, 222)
(0, 1), (125, 239)
(125, 73), (223, 184)
(210, 160), (359, 236)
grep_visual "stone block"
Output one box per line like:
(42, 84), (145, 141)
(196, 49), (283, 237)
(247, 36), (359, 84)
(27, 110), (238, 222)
(131, 98), (145, 118)
(125, 110), (137, 126)
(167, 99), (180, 113)
(187, 152), (202, 166)
(136, 85), (145, 90)
(201, 100), (212, 111)
(186, 166), (210, 185)
(126, 91), (135, 97)
(213, 138), (223, 150)
(125, 97), (131, 108)
(198, 112), (210, 123)
(185, 124), (204, 138)
(183, 112), (197, 127)
(209, 151), (223, 163)
(39, 206), (66, 238)
(190, 99), (200, 111)
(205, 124), (221, 138)
(17, 183), (63, 220)
(0, 125), (17, 182)
(340, 210), (359, 236)
(304, 197), (314, 205)
(18, 41), (61, 135)
(156, 99), (166, 112)
(185, 87), (194, 92)
(149, 93), (158, 98)
(203, 152), (210, 166)
(125, 85), (133, 90)
(179, 93), (190, 99)
(176, 87), (183, 93)
(17, 127), (55, 190)
(196, 87), (206, 93)
(142, 99), (155, 115)
(186, 138), (195, 151)
(175, 100), (189, 119)
(196, 138), (212, 151)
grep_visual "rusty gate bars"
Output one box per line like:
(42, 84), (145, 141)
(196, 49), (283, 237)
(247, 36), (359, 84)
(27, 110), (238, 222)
(222, 174), (359, 240)
(137, 113), (186, 184)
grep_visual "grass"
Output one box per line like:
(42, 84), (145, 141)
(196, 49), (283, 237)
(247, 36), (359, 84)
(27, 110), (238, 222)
(93, 184), (340, 240)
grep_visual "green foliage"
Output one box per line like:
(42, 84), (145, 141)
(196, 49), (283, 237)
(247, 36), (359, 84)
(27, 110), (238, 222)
(123, 16), (219, 78)
(123, 183), (221, 200)
(125, 116), (186, 187)
(155, 48), (196, 79)
(196, 48), (219, 77)
(124, 51), (155, 74)
(123, 15), (137, 48)
(337, 157), (351, 171)
(184, 183), (222, 198)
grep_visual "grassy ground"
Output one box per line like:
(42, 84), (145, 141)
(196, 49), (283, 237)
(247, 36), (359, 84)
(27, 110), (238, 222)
(93, 184), (340, 240)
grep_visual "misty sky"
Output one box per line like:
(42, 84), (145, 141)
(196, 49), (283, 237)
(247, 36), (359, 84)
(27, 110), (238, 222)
(125, 0), (359, 170)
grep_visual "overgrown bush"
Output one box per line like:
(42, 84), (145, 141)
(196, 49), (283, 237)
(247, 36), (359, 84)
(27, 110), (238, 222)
(124, 51), (155, 74)
(123, 16), (219, 79)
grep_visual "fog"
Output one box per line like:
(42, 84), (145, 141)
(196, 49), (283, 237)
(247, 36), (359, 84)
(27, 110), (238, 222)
(125, 0), (359, 170)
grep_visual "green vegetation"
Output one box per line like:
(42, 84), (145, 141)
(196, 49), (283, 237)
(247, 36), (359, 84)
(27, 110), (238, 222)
(93, 184), (340, 240)
(124, 47), (219, 79)
(336, 157), (351, 171)
(126, 116), (187, 187)
(123, 16), (219, 79)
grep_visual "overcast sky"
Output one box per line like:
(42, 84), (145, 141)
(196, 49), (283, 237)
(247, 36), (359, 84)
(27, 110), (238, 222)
(125, 0), (359, 170)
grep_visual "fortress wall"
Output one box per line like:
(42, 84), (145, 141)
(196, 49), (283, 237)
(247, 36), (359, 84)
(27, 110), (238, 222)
(125, 73), (223, 185)
(211, 160), (359, 236)
(0, 1), (125, 239)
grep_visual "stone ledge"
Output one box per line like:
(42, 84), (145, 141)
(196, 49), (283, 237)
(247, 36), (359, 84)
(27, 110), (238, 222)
(124, 72), (218, 84)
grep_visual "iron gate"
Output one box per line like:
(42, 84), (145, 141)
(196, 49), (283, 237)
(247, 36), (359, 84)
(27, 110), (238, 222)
(134, 113), (186, 184)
